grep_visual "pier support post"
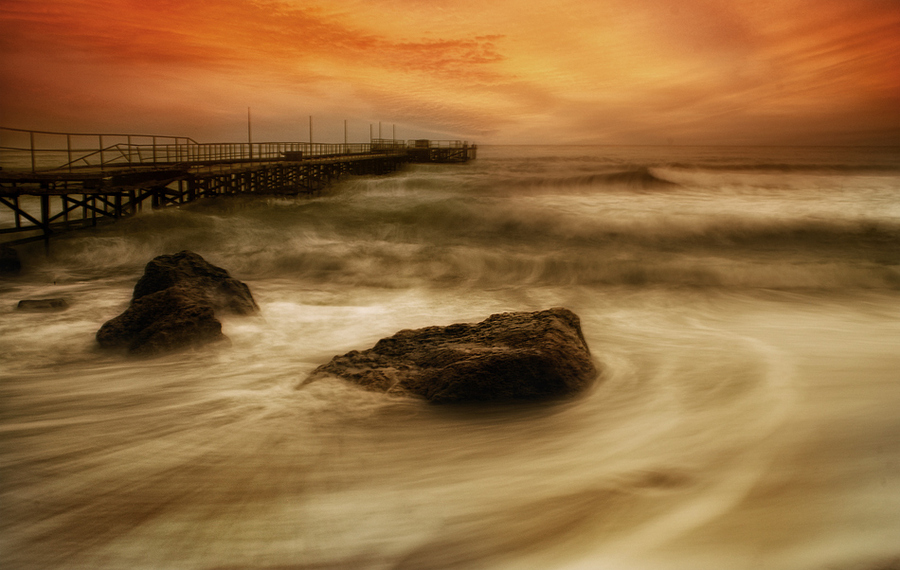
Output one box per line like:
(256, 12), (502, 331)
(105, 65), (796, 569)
(14, 196), (21, 229)
(40, 193), (51, 252)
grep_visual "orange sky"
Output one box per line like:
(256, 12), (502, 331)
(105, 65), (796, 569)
(1, 0), (898, 145)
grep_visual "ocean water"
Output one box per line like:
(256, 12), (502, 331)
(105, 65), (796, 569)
(1, 145), (899, 570)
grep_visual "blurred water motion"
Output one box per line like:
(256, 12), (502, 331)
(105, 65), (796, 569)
(2, 145), (899, 569)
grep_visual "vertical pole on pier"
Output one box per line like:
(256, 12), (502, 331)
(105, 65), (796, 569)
(99, 135), (105, 171)
(379, 122), (382, 139)
(248, 107), (253, 160)
(369, 124), (373, 143)
(344, 119), (348, 151)
(30, 131), (36, 173)
(67, 134), (73, 172)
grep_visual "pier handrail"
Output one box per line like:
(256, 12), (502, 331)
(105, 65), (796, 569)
(0, 126), (202, 141)
(0, 127), (413, 173)
(407, 139), (471, 149)
(0, 127), (198, 173)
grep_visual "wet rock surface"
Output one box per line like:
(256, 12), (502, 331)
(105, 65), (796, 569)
(96, 251), (257, 355)
(305, 307), (598, 403)
(17, 298), (69, 312)
(132, 250), (258, 315)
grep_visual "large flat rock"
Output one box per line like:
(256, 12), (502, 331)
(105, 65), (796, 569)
(304, 308), (598, 403)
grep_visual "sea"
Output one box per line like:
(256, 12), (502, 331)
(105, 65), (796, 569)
(2, 145), (899, 570)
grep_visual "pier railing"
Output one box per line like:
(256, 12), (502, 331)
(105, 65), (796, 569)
(0, 127), (408, 173)
(408, 139), (471, 149)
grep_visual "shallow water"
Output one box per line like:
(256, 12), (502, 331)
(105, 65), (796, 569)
(2, 145), (899, 569)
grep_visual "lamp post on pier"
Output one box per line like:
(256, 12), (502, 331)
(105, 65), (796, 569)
(247, 107), (253, 160)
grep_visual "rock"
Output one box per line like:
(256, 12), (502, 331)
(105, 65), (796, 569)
(132, 250), (258, 315)
(97, 286), (226, 355)
(96, 251), (256, 355)
(305, 308), (598, 403)
(1, 246), (21, 274)
(17, 298), (69, 312)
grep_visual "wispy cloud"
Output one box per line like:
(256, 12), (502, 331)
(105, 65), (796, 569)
(1, 0), (897, 144)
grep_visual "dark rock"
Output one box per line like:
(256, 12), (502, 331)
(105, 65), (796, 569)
(17, 298), (69, 312)
(1, 246), (22, 274)
(96, 251), (256, 355)
(305, 308), (598, 403)
(132, 250), (258, 315)
(97, 286), (226, 355)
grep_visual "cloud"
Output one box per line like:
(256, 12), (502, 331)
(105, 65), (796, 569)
(1, 0), (897, 144)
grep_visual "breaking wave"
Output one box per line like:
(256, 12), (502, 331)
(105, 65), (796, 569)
(492, 167), (680, 191)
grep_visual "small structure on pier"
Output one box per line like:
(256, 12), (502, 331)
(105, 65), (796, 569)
(406, 139), (476, 163)
(0, 127), (476, 247)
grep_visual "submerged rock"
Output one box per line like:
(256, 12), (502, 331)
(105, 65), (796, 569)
(96, 251), (257, 355)
(17, 298), (69, 312)
(304, 307), (598, 403)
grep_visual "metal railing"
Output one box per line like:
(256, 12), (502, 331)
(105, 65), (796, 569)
(407, 139), (472, 149)
(0, 127), (412, 173)
(370, 138), (408, 152)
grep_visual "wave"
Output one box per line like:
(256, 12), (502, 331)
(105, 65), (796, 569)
(479, 145), (900, 175)
(587, 168), (680, 189)
(13, 186), (900, 291)
(662, 160), (900, 173)
(237, 201), (900, 289)
(491, 168), (680, 192)
(233, 244), (899, 291)
(9, 155), (899, 292)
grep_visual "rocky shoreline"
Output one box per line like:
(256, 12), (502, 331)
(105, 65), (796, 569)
(91, 251), (598, 402)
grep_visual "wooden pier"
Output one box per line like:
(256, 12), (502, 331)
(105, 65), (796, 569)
(0, 128), (476, 247)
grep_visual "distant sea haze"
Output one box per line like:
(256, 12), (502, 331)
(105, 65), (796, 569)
(2, 145), (900, 570)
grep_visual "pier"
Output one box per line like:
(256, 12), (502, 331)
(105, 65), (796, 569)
(0, 127), (476, 247)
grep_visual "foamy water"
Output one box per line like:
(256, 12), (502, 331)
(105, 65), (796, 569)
(2, 145), (899, 569)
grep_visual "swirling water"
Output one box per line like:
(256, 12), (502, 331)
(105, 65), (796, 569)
(2, 145), (900, 570)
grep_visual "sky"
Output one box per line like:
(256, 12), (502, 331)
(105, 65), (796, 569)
(1, 0), (898, 145)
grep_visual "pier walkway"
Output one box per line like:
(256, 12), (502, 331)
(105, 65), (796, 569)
(0, 127), (476, 247)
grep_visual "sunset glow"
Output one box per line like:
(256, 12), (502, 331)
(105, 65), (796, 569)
(1, 0), (898, 144)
